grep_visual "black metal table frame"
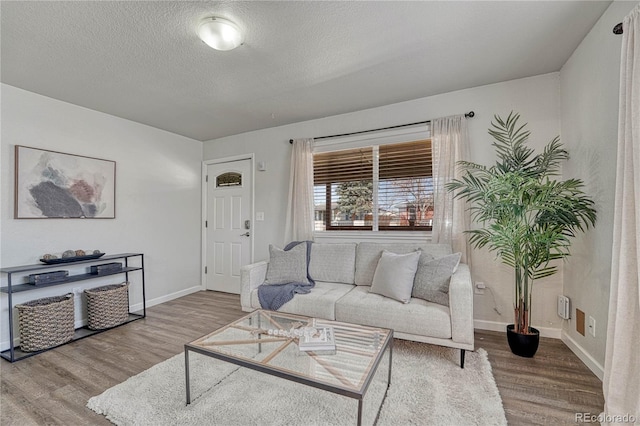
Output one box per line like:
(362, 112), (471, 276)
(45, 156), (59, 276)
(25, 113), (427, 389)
(185, 322), (393, 426)
(0, 253), (146, 362)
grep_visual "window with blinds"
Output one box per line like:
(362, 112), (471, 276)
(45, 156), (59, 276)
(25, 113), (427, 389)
(313, 140), (433, 231)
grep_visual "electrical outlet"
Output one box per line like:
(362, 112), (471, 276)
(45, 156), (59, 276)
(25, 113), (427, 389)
(588, 316), (596, 337)
(475, 282), (485, 295)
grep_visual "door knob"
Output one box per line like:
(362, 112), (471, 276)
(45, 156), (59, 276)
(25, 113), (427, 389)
(240, 232), (250, 237)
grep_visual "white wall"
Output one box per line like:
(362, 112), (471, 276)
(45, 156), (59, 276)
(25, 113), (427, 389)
(0, 84), (203, 349)
(559, 1), (638, 378)
(203, 73), (563, 335)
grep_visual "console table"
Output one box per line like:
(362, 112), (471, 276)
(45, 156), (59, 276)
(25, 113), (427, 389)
(0, 253), (146, 362)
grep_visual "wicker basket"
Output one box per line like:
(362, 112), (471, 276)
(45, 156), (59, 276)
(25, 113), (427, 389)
(85, 282), (129, 330)
(16, 293), (75, 352)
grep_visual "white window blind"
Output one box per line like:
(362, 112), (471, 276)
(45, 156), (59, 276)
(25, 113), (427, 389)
(313, 140), (432, 231)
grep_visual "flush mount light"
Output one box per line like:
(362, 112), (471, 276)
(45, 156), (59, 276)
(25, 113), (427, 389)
(198, 17), (243, 51)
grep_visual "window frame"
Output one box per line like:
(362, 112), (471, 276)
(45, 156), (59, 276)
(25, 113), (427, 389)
(312, 124), (432, 233)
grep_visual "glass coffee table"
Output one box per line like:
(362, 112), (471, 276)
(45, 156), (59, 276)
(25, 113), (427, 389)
(185, 310), (393, 425)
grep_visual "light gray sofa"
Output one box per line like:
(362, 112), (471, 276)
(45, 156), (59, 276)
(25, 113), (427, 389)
(240, 242), (474, 367)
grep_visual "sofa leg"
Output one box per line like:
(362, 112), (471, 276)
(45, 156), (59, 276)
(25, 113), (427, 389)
(460, 349), (466, 369)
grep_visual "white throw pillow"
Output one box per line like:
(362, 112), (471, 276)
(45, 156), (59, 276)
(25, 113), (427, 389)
(370, 250), (421, 303)
(264, 243), (309, 285)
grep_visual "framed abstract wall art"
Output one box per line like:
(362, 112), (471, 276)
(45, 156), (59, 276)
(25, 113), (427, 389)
(14, 145), (116, 219)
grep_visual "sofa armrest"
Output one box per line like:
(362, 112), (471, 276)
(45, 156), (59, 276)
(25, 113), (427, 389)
(449, 263), (474, 348)
(240, 261), (268, 310)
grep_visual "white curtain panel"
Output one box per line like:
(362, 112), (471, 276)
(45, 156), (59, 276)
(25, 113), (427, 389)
(603, 5), (640, 423)
(431, 115), (471, 265)
(284, 138), (315, 244)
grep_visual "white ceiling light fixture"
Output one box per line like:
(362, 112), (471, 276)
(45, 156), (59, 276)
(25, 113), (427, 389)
(198, 17), (243, 51)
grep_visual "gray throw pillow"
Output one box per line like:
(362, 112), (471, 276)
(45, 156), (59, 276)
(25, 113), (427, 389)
(264, 243), (309, 285)
(370, 250), (421, 304)
(412, 252), (462, 306)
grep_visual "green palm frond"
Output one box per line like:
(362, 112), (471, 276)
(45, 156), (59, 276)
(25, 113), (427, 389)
(534, 136), (567, 176)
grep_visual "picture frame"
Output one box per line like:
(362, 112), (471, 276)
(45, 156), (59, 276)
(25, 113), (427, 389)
(14, 145), (116, 219)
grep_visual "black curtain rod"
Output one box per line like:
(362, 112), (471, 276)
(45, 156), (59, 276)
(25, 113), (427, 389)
(289, 111), (475, 144)
(614, 22), (623, 34)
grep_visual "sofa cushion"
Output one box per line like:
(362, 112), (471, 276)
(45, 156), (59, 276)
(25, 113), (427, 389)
(412, 253), (461, 306)
(264, 243), (309, 285)
(335, 286), (452, 339)
(355, 243), (452, 286)
(309, 243), (356, 284)
(370, 250), (421, 303)
(251, 281), (355, 320)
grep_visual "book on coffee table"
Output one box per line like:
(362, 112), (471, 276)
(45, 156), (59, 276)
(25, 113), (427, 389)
(298, 326), (336, 353)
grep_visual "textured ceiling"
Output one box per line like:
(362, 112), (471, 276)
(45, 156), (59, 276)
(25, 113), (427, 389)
(1, 1), (612, 141)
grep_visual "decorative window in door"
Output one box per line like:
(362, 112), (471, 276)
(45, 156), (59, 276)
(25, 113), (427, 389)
(216, 172), (242, 188)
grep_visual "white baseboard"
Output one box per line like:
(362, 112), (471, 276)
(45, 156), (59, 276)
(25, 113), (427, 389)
(561, 331), (604, 380)
(1, 285), (205, 352)
(474, 319), (562, 339)
(130, 284), (204, 312)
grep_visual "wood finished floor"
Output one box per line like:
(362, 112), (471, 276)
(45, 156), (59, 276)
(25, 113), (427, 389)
(1, 291), (604, 425)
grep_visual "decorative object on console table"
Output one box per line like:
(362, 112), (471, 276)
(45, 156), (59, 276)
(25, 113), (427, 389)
(447, 112), (597, 358)
(27, 270), (69, 285)
(40, 251), (104, 264)
(16, 293), (75, 352)
(14, 145), (116, 219)
(298, 326), (336, 354)
(90, 262), (123, 275)
(85, 282), (130, 330)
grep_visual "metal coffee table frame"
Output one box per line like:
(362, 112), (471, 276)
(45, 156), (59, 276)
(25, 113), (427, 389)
(185, 310), (393, 426)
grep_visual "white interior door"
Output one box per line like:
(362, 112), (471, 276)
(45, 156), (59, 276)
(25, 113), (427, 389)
(206, 158), (252, 294)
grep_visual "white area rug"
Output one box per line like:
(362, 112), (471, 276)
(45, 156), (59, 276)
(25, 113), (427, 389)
(87, 340), (506, 425)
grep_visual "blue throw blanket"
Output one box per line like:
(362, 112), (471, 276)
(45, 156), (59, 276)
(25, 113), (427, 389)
(257, 241), (315, 311)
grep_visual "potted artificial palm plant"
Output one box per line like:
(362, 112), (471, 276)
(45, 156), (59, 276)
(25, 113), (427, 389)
(447, 113), (597, 357)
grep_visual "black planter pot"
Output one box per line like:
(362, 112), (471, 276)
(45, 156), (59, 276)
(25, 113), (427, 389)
(506, 324), (540, 357)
